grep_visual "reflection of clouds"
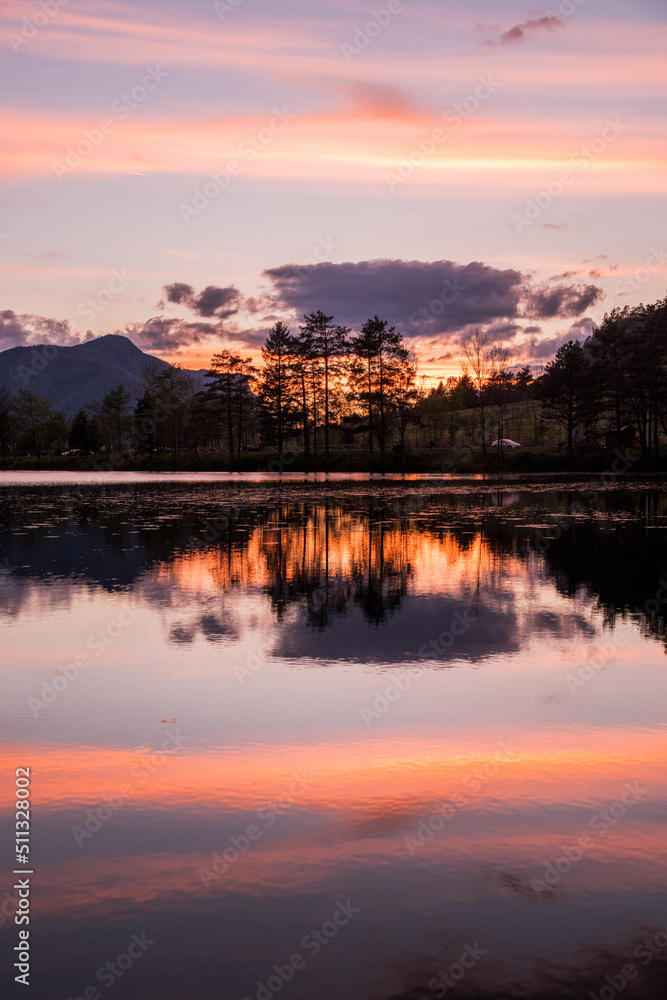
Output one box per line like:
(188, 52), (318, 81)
(133, 521), (601, 661)
(0, 568), (94, 622)
(169, 612), (238, 645)
(384, 940), (667, 1000)
(3, 490), (666, 665)
(0, 509), (608, 663)
(4, 731), (666, 996)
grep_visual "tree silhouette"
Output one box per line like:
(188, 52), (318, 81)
(536, 341), (598, 457)
(259, 322), (295, 454)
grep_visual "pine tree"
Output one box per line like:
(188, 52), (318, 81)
(206, 351), (257, 470)
(300, 311), (349, 458)
(349, 317), (411, 454)
(259, 322), (294, 454)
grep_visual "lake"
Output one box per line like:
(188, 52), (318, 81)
(1, 473), (666, 1000)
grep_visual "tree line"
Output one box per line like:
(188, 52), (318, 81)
(0, 311), (419, 465)
(537, 295), (667, 457)
(1, 296), (666, 463)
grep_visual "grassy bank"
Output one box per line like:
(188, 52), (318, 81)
(3, 447), (667, 476)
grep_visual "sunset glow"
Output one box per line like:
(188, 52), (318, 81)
(1, 0), (666, 376)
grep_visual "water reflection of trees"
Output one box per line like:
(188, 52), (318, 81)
(260, 507), (413, 628)
(2, 485), (667, 646)
(540, 499), (667, 645)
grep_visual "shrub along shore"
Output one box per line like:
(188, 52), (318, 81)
(3, 446), (667, 476)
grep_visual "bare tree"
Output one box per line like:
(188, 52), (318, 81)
(488, 345), (511, 459)
(461, 327), (493, 455)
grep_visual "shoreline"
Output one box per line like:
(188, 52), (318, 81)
(0, 451), (667, 483)
(2, 449), (667, 480)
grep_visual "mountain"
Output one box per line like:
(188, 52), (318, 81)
(0, 335), (187, 416)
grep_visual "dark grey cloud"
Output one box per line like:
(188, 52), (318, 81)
(486, 321), (524, 340)
(499, 14), (563, 44)
(569, 316), (596, 336)
(262, 259), (603, 340)
(524, 335), (576, 359)
(264, 259), (525, 336)
(125, 317), (220, 352)
(161, 282), (194, 306)
(0, 261), (604, 362)
(0, 309), (85, 349)
(523, 318), (594, 360)
(524, 282), (603, 319)
(126, 318), (267, 354)
(550, 270), (584, 280)
(161, 282), (242, 319)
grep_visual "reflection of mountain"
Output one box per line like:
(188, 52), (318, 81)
(2, 483), (667, 657)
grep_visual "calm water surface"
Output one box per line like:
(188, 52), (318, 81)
(1, 474), (667, 999)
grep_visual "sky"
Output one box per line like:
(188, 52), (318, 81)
(0, 0), (666, 380)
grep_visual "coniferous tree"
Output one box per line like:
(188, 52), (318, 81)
(69, 408), (98, 452)
(536, 341), (598, 458)
(349, 316), (411, 454)
(10, 388), (53, 458)
(300, 310), (349, 457)
(206, 351), (257, 470)
(259, 322), (295, 453)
